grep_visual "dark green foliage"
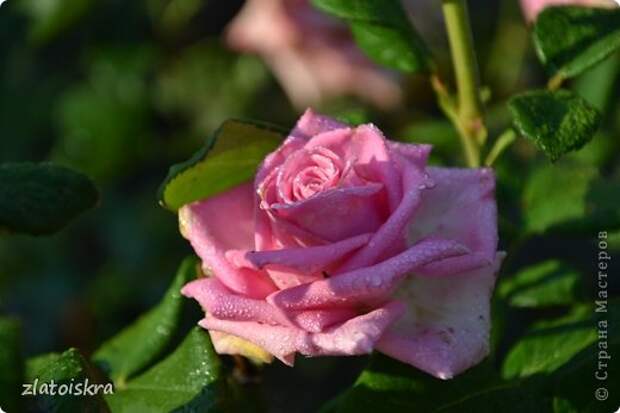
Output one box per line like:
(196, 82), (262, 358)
(533, 6), (620, 80)
(26, 348), (110, 413)
(509, 90), (600, 161)
(105, 328), (234, 413)
(0, 318), (23, 412)
(0, 163), (98, 235)
(93, 257), (198, 385)
(312, 0), (432, 72)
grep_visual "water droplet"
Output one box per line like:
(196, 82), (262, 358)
(368, 275), (383, 288)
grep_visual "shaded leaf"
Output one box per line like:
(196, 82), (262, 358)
(155, 41), (270, 134)
(545, 310), (620, 413)
(319, 355), (541, 413)
(158, 120), (283, 211)
(509, 89), (600, 161)
(498, 260), (582, 308)
(26, 348), (110, 413)
(26, 353), (63, 382)
(0, 318), (23, 412)
(427, 381), (550, 413)
(52, 47), (155, 181)
(533, 6), (620, 80)
(312, 0), (432, 73)
(105, 328), (232, 413)
(93, 257), (198, 385)
(0, 162), (99, 235)
(18, 0), (96, 44)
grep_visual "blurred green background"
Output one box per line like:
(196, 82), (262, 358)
(0, 0), (618, 412)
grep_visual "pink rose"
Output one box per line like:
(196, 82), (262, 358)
(520, 0), (618, 22)
(225, 0), (401, 109)
(181, 110), (503, 379)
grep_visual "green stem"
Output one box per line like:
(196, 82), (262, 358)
(441, 0), (486, 167)
(484, 129), (516, 166)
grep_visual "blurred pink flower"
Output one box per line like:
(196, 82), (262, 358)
(225, 0), (402, 109)
(181, 110), (503, 379)
(520, 0), (618, 22)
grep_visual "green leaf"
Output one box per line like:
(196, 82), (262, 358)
(18, 0), (96, 44)
(502, 305), (597, 379)
(26, 353), (63, 381)
(523, 163), (594, 233)
(321, 355), (550, 413)
(52, 47), (155, 181)
(522, 162), (620, 234)
(105, 327), (232, 413)
(93, 257), (198, 385)
(158, 120), (283, 211)
(509, 89), (601, 161)
(502, 300), (620, 411)
(433, 385), (550, 412)
(326, 302), (620, 412)
(26, 348), (110, 413)
(156, 41), (270, 134)
(533, 6), (620, 80)
(0, 162), (99, 235)
(311, 0), (432, 73)
(545, 306), (620, 413)
(498, 260), (582, 308)
(0, 318), (23, 412)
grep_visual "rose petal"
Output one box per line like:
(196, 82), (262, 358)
(208, 330), (274, 364)
(254, 110), (347, 250)
(291, 108), (348, 140)
(254, 133), (307, 251)
(261, 267), (320, 290)
(180, 183), (277, 298)
(246, 232), (372, 274)
(376, 253), (505, 379)
(183, 277), (357, 333)
(338, 155), (431, 272)
(387, 141), (432, 169)
(309, 301), (406, 355)
(269, 182), (384, 241)
(199, 301), (405, 364)
(291, 308), (359, 334)
(306, 125), (403, 211)
(269, 237), (469, 311)
(408, 167), (498, 276)
(227, 0), (401, 108)
(182, 277), (290, 326)
(263, 206), (329, 249)
(200, 316), (301, 365)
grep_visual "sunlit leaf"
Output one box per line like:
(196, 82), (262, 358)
(523, 162), (620, 234)
(93, 257), (198, 385)
(105, 328), (233, 413)
(158, 120), (283, 211)
(502, 305), (598, 379)
(499, 260), (582, 308)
